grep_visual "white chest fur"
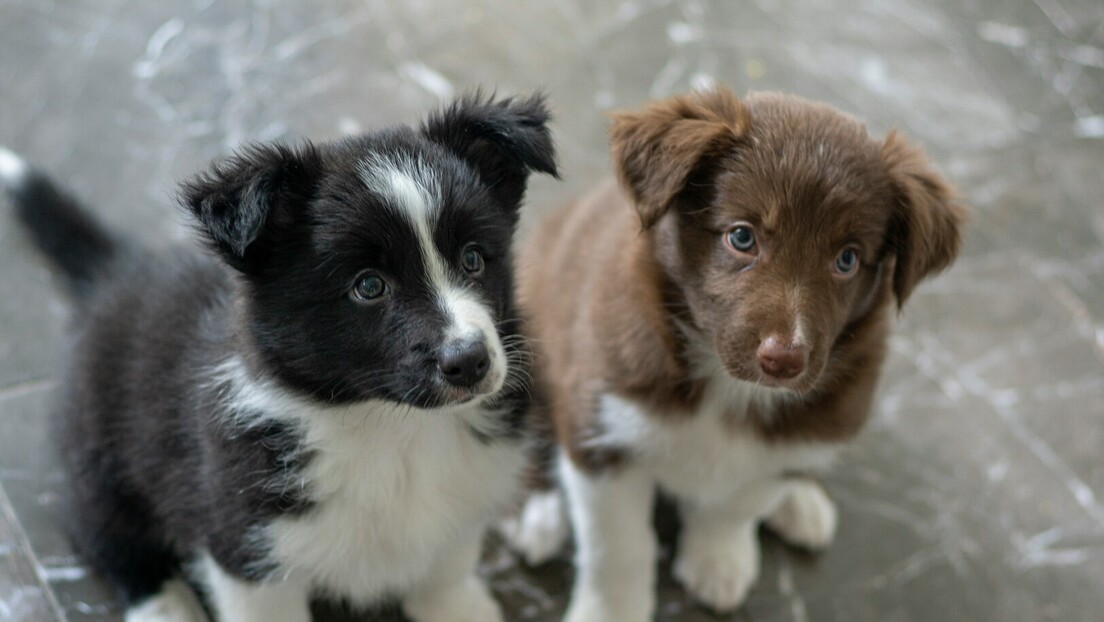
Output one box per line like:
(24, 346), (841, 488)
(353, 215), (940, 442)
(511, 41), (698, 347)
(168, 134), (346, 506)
(265, 410), (524, 603)
(213, 359), (524, 604)
(591, 373), (839, 506)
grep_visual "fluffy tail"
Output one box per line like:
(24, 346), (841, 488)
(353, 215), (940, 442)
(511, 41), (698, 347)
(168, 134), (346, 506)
(1, 147), (121, 298)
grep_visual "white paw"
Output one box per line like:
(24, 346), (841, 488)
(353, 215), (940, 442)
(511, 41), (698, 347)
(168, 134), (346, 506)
(501, 490), (569, 566)
(125, 579), (208, 622)
(563, 582), (652, 622)
(767, 481), (838, 550)
(674, 524), (759, 613)
(403, 577), (503, 622)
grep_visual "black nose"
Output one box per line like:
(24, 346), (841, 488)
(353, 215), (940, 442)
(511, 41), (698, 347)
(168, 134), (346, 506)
(438, 340), (490, 388)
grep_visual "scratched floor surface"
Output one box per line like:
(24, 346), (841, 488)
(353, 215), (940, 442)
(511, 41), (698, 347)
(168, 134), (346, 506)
(1, 1), (1102, 620)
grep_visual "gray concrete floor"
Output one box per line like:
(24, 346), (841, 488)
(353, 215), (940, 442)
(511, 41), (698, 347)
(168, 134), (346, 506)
(1, 0), (1102, 620)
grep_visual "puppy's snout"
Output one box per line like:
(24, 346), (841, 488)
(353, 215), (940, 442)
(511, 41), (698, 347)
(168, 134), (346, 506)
(438, 339), (490, 388)
(757, 336), (808, 380)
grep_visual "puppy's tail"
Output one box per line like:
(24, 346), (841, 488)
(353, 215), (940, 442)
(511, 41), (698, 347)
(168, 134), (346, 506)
(1, 147), (123, 299)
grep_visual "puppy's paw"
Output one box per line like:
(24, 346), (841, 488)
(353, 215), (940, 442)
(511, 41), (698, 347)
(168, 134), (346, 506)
(674, 524), (759, 613)
(563, 583), (652, 622)
(403, 577), (503, 622)
(501, 490), (569, 566)
(124, 579), (208, 622)
(767, 481), (838, 550)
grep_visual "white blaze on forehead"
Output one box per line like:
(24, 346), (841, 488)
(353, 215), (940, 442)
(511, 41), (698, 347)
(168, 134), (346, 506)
(358, 153), (448, 291)
(358, 155), (506, 390)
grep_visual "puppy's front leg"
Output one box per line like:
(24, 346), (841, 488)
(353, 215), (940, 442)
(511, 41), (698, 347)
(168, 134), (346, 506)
(766, 478), (838, 550)
(561, 454), (657, 622)
(199, 555), (310, 622)
(402, 530), (502, 622)
(674, 480), (791, 613)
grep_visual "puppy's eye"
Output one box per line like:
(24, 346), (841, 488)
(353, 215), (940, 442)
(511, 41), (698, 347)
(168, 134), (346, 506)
(724, 224), (757, 254)
(351, 273), (388, 302)
(461, 245), (484, 274)
(833, 248), (860, 276)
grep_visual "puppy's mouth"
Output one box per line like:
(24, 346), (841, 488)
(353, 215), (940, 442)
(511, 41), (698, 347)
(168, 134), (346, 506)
(387, 370), (504, 411)
(750, 369), (818, 394)
(423, 385), (501, 410)
(432, 371), (504, 406)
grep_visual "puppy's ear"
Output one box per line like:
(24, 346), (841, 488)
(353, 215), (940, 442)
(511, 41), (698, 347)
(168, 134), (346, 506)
(180, 143), (321, 272)
(422, 92), (558, 210)
(610, 87), (749, 229)
(881, 130), (967, 307)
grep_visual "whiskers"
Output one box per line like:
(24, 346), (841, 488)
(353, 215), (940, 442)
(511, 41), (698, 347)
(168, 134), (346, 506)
(498, 333), (535, 398)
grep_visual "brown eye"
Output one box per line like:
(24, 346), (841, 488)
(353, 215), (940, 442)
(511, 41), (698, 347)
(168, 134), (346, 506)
(833, 248), (860, 276)
(724, 224), (757, 254)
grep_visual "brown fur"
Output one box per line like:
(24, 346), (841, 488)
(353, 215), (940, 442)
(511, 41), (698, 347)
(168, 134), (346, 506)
(519, 87), (966, 474)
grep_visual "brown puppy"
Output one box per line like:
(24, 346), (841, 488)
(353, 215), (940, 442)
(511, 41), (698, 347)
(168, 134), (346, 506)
(505, 87), (966, 621)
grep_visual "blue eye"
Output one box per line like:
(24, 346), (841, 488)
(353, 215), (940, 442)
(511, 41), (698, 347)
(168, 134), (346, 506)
(834, 248), (860, 275)
(726, 225), (756, 253)
(461, 245), (484, 274)
(351, 273), (387, 301)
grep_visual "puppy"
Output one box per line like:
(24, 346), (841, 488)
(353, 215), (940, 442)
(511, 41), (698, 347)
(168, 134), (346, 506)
(0, 93), (556, 622)
(506, 87), (965, 620)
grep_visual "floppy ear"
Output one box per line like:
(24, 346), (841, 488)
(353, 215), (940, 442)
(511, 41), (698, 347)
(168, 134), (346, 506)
(422, 92), (558, 210)
(179, 143), (321, 273)
(881, 130), (967, 306)
(610, 87), (749, 229)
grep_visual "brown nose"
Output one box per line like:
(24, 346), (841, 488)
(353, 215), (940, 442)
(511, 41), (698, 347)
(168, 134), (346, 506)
(757, 336), (808, 379)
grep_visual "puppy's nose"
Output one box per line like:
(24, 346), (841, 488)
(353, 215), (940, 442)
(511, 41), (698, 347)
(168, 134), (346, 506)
(757, 336), (808, 379)
(438, 339), (490, 388)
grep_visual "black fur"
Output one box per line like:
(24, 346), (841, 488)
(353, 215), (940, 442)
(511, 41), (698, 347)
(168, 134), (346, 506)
(8, 168), (123, 297)
(423, 92), (559, 212)
(4, 93), (556, 611)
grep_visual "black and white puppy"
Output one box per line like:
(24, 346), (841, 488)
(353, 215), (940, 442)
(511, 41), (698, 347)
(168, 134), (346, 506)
(0, 93), (556, 622)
